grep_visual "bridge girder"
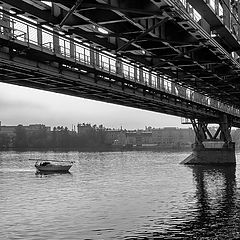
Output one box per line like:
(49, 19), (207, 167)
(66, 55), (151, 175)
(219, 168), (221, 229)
(0, 0), (240, 124)
(1, 0), (240, 106)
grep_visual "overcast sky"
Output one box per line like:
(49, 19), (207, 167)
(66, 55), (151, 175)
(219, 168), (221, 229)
(0, 82), (185, 130)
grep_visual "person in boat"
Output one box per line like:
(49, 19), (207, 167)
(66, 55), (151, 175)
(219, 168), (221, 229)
(39, 161), (51, 166)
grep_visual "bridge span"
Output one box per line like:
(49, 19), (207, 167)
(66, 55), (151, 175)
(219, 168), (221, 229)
(0, 0), (240, 164)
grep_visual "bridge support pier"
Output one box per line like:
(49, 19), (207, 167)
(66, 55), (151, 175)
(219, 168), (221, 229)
(181, 116), (236, 165)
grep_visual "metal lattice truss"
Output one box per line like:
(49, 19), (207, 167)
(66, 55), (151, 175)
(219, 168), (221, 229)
(1, 0), (240, 103)
(1, 0), (240, 124)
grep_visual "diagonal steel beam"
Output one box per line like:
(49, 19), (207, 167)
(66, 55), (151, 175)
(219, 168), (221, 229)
(77, 3), (163, 15)
(202, 123), (213, 139)
(59, 0), (84, 27)
(116, 17), (169, 52)
(153, 45), (204, 68)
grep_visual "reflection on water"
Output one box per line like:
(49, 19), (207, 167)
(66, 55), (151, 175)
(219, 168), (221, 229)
(1, 151), (240, 239)
(173, 165), (238, 239)
(35, 171), (72, 178)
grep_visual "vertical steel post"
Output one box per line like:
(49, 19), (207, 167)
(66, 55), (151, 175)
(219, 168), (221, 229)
(70, 36), (75, 59)
(149, 71), (152, 86)
(37, 26), (42, 47)
(134, 64), (138, 82)
(215, 0), (219, 15)
(139, 67), (144, 83)
(157, 75), (160, 89)
(53, 27), (60, 54)
(223, 0), (231, 29)
(116, 57), (123, 75)
(90, 47), (95, 66)
(2, 6), (11, 38)
(237, 1), (240, 40)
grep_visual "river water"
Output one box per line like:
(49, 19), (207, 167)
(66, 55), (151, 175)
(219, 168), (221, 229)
(1, 150), (240, 240)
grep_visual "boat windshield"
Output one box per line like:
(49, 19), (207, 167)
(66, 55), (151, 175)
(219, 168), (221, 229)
(34, 160), (74, 165)
(39, 161), (51, 166)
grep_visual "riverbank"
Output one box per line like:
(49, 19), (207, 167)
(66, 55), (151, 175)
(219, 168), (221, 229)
(0, 145), (192, 152)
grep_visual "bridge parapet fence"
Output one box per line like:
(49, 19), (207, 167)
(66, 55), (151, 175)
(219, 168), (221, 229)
(173, 0), (239, 51)
(175, 0), (235, 29)
(0, 12), (239, 118)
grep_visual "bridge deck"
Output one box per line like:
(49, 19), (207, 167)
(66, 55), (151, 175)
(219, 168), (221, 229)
(0, 0), (240, 126)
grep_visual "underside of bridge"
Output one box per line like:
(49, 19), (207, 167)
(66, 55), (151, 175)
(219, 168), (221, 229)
(0, 0), (240, 164)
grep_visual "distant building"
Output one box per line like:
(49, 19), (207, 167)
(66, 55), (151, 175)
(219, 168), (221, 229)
(105, 129), (126, 146)
(0, 121), (16, 138)
(138, 131), (152, 145)
(0, 121), (51, 138)
(232, 129), (240, 148)
(24, 124), (51, 133)
(77, 123), (93, 135)
(105, 127), (194, 148)
(152, 127), (194, 148)
(125, 131), (136, 145)
(126, 131), (152, 146)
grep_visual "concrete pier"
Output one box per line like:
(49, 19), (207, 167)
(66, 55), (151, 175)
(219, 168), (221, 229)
(181, 116), (236, 165)
(181, 142), (236, 165)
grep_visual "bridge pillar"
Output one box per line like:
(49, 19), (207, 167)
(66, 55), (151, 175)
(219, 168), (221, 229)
(181, 116), (236, 165)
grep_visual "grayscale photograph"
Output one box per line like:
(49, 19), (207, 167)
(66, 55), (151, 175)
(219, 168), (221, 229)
(1, 0), (240, 239)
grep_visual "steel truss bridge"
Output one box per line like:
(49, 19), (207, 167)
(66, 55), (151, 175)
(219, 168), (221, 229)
(1, 0), (240, 135)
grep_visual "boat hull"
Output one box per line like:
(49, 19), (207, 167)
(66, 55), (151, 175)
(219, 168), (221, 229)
(35, 164), (72, 172)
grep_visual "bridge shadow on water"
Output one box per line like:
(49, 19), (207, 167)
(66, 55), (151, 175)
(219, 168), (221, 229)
(131, 164), (240, 240)
(177, 165), (239, 239)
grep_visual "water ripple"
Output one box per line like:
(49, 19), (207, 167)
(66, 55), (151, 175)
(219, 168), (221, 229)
(1, 151), (240, 239)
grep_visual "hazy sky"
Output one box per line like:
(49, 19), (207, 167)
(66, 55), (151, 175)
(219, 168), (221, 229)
(0, 82), (184, 130)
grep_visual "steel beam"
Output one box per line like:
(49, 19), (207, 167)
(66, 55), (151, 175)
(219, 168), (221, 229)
(116, 17), (169, 52)
(59, 0), (84, 27)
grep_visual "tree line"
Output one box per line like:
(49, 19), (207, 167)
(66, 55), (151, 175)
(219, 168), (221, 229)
(0, 124), (108, 150)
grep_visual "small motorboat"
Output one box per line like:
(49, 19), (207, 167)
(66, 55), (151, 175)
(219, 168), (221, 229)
(33, 159), (74, 172)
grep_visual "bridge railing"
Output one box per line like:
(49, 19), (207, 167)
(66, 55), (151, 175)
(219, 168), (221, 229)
(173, 0), (240, 59)
(0, 12), (240, 118)
(175, 0), (237, 36)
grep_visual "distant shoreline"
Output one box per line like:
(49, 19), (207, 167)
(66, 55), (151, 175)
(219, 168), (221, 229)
(0, 145), (192, 152)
